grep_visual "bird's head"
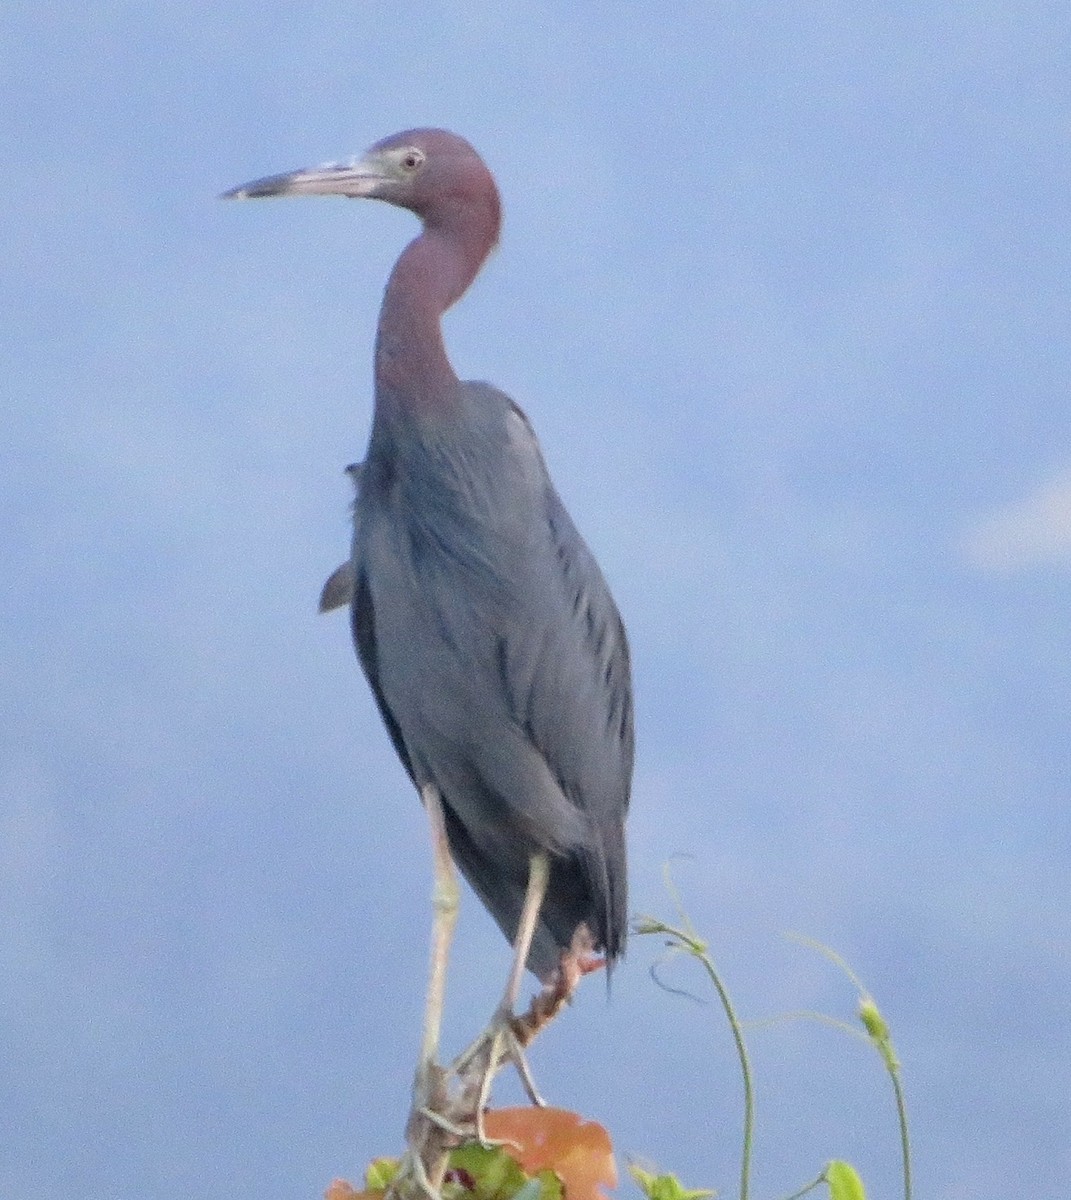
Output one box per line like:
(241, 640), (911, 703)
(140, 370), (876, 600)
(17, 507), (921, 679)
(222, 128), (501, 240)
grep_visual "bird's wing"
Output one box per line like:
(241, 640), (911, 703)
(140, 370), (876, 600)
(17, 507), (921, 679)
(496, 400), (634, 821)
(492, 471), (633, 961)
(319, 461), (365, 612)
(511, 483), (634, 820)
(350, 565), (418, 785)
(318, 561), (355, 612)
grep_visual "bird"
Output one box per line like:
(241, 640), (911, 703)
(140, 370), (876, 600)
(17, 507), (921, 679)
(224, 129), (633, 1188)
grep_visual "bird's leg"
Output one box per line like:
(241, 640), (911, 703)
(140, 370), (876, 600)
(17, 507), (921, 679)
(512, 922), (603, 1046)
(459, 921), (604, 1093)
(450, 852), (550, 1139)
(389, 784), (462, 1200)
(416, 783), (459, 1095)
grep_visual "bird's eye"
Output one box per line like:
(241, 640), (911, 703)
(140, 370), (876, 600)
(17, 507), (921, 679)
(400, 149), (425, 173)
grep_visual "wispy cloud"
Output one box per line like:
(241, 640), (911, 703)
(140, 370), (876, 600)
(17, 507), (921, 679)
(962, 470), (1071, 571)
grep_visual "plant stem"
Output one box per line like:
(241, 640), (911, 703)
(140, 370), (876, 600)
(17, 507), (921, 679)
(637, 910), (753, 1200)
(787, 935), (912, 1200)
(890, 1057), (911, 1200)
(778, 1172), (826, 1200)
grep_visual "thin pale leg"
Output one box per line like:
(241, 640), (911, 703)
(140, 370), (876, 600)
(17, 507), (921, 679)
(501, 853), (550, 1015)
(417, 783), (459, 1078)
(451, 853), (550, 1136)
(389, 784), (461, 1200)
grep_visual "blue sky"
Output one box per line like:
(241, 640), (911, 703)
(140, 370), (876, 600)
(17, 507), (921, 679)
(2, 3), (1069, 1197)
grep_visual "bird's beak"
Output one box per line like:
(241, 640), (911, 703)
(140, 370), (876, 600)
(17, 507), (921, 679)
(221, 154), (386, 200)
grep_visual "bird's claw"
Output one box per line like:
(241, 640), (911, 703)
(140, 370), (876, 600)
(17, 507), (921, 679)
(387, 1059), (471, 1200)
(385, 1144), (442, 1200)
(449, 1007), (546, 1143)
(415, 1104), (477, 1139)
(390, 931), (606, 1195)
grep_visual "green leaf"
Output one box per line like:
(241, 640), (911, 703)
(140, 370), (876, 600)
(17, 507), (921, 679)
(532, 1170), (564, 1200)
(449, 1143), (525, 1200)
(511, 1179), (562, 1200)
(445, 1143), (561, 1200)
(825, 1160), (866, 1200)
(365, 1157), (401, 1190)
(629, 1164), (715, 1200)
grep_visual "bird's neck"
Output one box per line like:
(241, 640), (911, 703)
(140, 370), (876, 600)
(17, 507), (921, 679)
(374, 224), (489, 418)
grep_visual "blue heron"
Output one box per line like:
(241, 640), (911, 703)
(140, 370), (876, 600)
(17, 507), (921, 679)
(224, 128), (632, 1187)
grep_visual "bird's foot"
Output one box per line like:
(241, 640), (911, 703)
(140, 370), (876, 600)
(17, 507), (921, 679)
(385, 1146), (441, 1200)
(387, 1060), (471, 1200)
(445, 927), (605, 1144)
(511, 925), (603, 1047)
(388, 927), (607, 1196)
(449, 1006), (546, 1144)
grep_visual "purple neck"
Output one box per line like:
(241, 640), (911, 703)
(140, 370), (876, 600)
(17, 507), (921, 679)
(374, 219), (492, 418)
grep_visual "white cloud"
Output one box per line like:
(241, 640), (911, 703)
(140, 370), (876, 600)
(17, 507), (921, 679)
(962, 470), (1071, 571)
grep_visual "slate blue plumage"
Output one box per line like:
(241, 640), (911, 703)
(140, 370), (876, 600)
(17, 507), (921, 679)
(354, 379), (632, 979)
